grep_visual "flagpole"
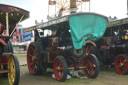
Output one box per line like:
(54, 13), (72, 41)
(48, 0), (50, 16)
(89, 0), (91, 12)
(127, 0), (128, 15)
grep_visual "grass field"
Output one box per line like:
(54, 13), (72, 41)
(1, 67), (128, 85)
(0, 54), (128, 85)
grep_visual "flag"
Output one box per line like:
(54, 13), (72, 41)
(49, 1), (56, 5)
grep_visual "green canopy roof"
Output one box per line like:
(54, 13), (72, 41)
(69, 14), (107, 49)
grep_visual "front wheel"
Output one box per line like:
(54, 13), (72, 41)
(8, 54), (20, 85)
(114, 54), (128, 74)
(53, 56), (68, 82)
(84, 54), (100, 78)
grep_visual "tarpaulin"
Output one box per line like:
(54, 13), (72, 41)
(69, 14), (107, 49)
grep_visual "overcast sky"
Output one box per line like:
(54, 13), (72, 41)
(0, 0), (127, 27)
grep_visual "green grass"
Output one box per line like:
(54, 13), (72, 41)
(1, 67), (128, 85)
(0, 77), (9, 85)
(1, 54), (127, 85)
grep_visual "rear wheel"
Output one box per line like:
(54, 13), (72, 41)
(53, 56), (68, 82)
(4, 40), (13, 53)
(1, 40), (14, 77)
(84, 54), (100, 78)
(0, 44), (4, 57)
(27, 42), (43, 75)
(85, 45), (100, 60)
(8, 55), (20, 85)
(114, 54), (128, 74)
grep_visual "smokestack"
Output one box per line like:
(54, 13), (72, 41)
(70, 0), (77, 14)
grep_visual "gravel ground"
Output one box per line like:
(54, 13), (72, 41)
(0, 54), (128, 85)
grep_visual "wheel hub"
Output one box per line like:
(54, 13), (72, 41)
(32, 56), (36, 61)
(56, 66), (63, 72)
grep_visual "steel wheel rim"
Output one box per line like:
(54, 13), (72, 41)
(8, 56), (16, 85)
(27, 44), (39, 74)
(84, 56), (96, 77)
(115, 55), (128, 74)
(54, 58), (64, 80)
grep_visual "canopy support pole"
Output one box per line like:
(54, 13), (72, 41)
(10, 15), (24, 37)
(6, 13), (9, 36)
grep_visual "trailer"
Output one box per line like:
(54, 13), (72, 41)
(0, 4), (29, 85)
(24, 12), (108, 81)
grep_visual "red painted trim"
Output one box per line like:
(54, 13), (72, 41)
(0, 39), (6, 46)
(0, 54), (10, 64)
(85, 40), (96, 46)
(100, 45), (107, 49)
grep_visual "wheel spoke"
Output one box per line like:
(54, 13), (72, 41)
(31, 46), (35, 53)
(34, 50), (37, 56)
(85, 47), (89, 53)
(91, 64), (96, 70)
(121, 66), (127, 71)
(60, 72), (63, 77)
(11, 68), (15, 73)
(34, 65), (37, 72)
(59, 62), (62, 67)
(85, 46), (93, 55)
(117, 65), (122, 68)
(29, 54), (33, 57)
(119, 58), (122, 63)
(59, 66), (64, 72)
(30, 61), (35, 66)
(122, 63), (127, 67)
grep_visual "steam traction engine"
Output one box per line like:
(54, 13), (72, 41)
(97, 18), (128, 74)
(25, 12), (108, 81)
(0, 4), (29, 85)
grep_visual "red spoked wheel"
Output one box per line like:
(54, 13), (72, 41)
(84, 54), (100, 78)
(27, 42), (43, 75)
(53, 56), (68, 82)
(85, 45), (101, 60)
(85, 45), (99, 56)
(85, 45), (93, 55)
(114, 54), (128, 74)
